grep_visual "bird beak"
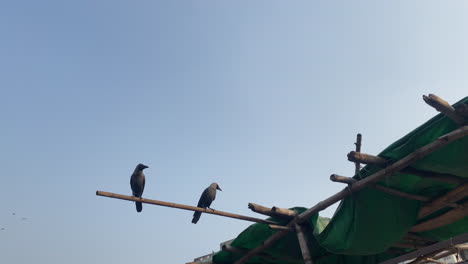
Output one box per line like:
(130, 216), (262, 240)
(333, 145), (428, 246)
(143, 165), (149, 169)
(217, 186), (222, 191)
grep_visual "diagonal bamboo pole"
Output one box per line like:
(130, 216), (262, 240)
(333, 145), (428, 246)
(423, 94), (465, 126)
(96, 191), (279, 225)
(418, 182), (468, 219)
(411, 200), (468, 232)
(235, 126), (468, 264)
(379, 232), (468, 264)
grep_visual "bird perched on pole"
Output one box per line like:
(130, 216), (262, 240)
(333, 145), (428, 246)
(192, 183), (222, 224)
(130, 163), (148, 212)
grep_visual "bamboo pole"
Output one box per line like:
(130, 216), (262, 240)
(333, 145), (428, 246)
(401, 167), (465, 185)
(248, 203), (296, 219)
(235, 126), (468, 264)
(330, 174), (457, 205)
(393, 242), (425, 249)
(234, 230), (290, 264)
(347, 151), (388, 166)
(295, 223), (314, 264)
(408, 248), (457, 264)
(424, 257), (447, 264)
(423, 94), (465, 126)
(418, 182), (468, 219)
(405, 233), (436, 243)
(346, 155), (465, 186)
(380, 232), (468, 264)
(355, 133), (362, 174)
(411, 200), (468, 232)
(96, 191), (279, 225)
(272, 206), (298, 217)
(330, 174), (356, 184)
(269, 224), (293, 231)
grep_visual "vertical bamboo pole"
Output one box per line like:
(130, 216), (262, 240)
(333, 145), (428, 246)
(295, 223), (314, 264)
(355, 133), (362, 175)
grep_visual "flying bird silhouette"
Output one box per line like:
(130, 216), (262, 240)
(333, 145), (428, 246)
(192, 183), (222, 224)
(130, 163), (148, 212)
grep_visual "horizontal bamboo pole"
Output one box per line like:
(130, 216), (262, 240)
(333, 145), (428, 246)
(418, 182), (468, 219)
(330, 174), (356, 184)
(393, 242), (425, 249)
(380, 232), (468, 264)
(401, 167), (465, 185)
(423, 94), (465, 126)
(236, 126), (468, 264)
(269, 224), (293, 231)
(96, 191), (278, 225)
(405, 233), (436, 243)
(330, 174), (452, 204)
(411, 200), (468, 232)
(345, 156), (464, 186)
(248, 203), (296, 219)
(347, 151), (387, 166)
(424, 257), (447, 264)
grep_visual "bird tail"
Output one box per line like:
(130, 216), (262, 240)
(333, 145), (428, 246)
(192, 211), (201, 224)
(136, 202), (142, 213)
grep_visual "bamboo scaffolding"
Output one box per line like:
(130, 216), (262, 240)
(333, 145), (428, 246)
(355, 133), (362, 174)
(235, 126), (468, 264)
(418, 182), (468, 219)
(380, 232), (468, 264)
(295, 223), (314, 264)
(95, 191), (279, 225)
(411, 200), (468, 232)
(423, 94), (465, 126)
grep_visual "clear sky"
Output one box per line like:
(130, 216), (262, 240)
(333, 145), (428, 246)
(0, 1), (467, 264)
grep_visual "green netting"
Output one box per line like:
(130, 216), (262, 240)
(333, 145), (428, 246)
(213, 96), (468, 264)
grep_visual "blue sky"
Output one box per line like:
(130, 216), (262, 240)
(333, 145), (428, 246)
(0, 1), (467, 263)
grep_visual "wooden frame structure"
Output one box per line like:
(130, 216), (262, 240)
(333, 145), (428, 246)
(96, 94), (468, 264)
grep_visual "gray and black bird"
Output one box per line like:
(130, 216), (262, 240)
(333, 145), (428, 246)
(130, 163), (148, 212)
(192, 183), (222, 224)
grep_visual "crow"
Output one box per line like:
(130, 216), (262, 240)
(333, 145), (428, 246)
(192, 183), (222, 224)
(130, 163), (148, 212)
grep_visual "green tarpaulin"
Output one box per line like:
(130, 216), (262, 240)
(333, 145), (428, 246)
(213, 96), (468, 264)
